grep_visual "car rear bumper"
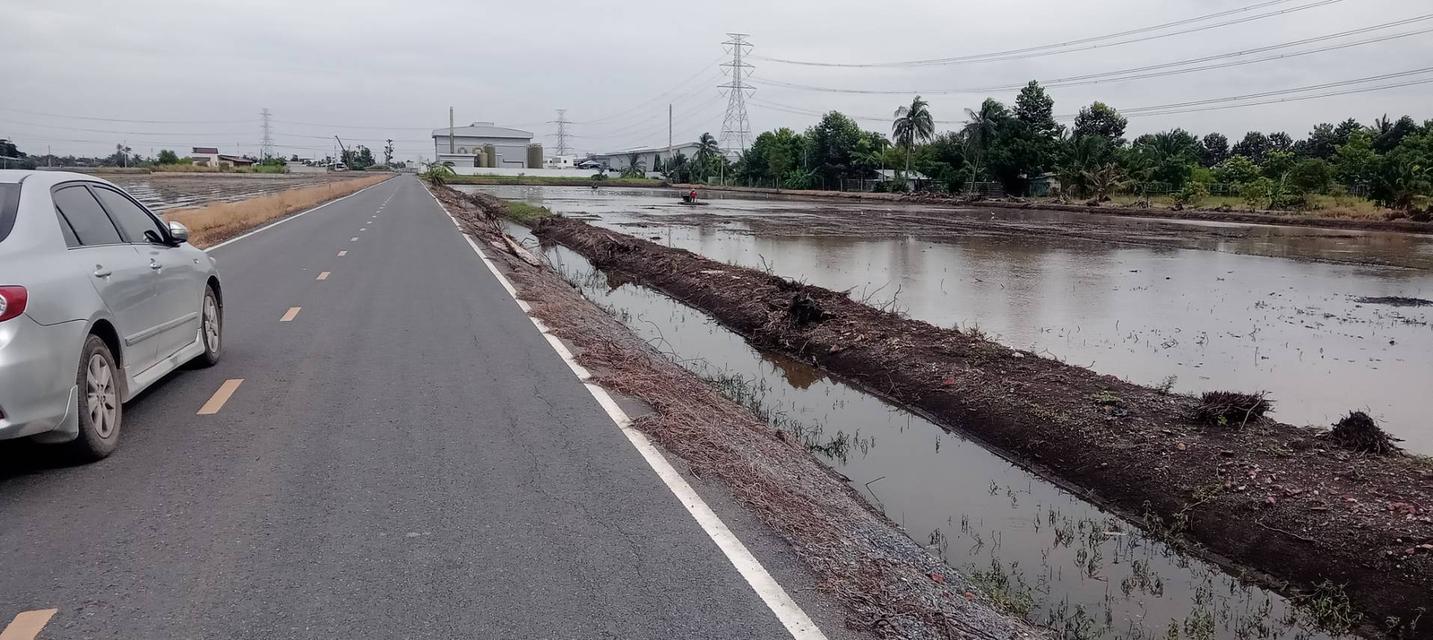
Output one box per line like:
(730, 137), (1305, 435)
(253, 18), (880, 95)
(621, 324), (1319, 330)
(0, 315), (81, 440)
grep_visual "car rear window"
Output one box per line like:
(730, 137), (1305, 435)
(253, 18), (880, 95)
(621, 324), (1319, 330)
(0, 184), (19, 244)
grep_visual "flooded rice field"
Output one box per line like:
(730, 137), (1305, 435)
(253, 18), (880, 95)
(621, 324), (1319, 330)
(507, 221), (1349, 640)
(465, 185), (1433, 456)
(108, 173), (354, 212)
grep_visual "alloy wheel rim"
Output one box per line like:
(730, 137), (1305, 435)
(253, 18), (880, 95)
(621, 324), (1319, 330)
(86, 353), (117, 438)
(203, 296), (220, 352)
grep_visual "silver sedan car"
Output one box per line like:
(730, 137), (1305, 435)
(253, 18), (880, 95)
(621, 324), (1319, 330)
(0, 170), (222, 460)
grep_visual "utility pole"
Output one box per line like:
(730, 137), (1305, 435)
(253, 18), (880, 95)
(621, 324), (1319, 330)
(550, 109), (571, 156)
(260, 108), (274, 160)
(718, 33), (754, 156)
(667, 104), (673, 165)
(448, 106), (455, 156)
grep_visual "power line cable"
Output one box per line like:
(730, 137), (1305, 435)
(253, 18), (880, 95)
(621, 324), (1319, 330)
(1127, 77), (1433, 118)
(576, 57), (726, 126)
(578, 69), (726, 135)
(577, 83), (720, 140)
(755, 0), (1342, 68)
(0, 107), (252, 125)
(1104, 66), (1433, 115)
(754, 16), (1433, 95)
(751, 67), (1433, 125)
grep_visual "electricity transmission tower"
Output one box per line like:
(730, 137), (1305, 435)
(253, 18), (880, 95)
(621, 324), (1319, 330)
(718, 33), (754, 155)
(259, 108), (274, 160)
(550, 109), (571, 156)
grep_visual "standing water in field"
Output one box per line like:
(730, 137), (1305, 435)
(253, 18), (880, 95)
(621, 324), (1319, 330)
(503, 220), (1351, 640)
(464, 185), (1433, 455)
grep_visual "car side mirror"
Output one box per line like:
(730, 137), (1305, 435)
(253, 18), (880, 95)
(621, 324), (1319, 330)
(167, 220), (190, 244)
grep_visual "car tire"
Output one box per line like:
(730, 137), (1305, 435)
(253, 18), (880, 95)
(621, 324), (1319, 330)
(193, 284), (222, 368)
(69, 335), (122, 461)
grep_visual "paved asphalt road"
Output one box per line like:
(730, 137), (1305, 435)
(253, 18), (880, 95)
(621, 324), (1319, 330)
(0, 176), (850, 639)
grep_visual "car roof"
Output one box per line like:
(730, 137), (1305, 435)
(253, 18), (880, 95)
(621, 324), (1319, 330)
(0, 170), (117, 189)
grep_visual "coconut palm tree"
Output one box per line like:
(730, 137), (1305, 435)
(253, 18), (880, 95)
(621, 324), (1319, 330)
(961, 99), (1008, 182)
(621, 152), (646, 178)
(693, 132), (720, 181)
(892, 96), (934, 176)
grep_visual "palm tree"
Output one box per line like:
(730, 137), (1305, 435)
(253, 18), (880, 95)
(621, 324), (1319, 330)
(621, 152), (646, 178)
(1084, 163), (1128, 201)
(961, 99), (1007, 182)
(694, 132), (720, 182)
(892, 96), (934, 176)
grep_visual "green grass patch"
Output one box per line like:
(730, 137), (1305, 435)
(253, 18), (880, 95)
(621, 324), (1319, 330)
(501, 200), (554, 224)
(446, 174), (663, 187)
(1103, 193), (1389, 219)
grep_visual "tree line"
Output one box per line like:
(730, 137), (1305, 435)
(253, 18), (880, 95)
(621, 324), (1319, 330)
(715, 81), (1433, 215)
(0, 140), (403, 171)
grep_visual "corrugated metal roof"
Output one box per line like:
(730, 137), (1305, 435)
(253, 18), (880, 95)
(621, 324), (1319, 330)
(430, 123), (533, 139)
(592, 142), (701, 157)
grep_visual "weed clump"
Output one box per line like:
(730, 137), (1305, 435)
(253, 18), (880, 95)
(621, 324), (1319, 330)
(1327, 411), (1402, 455)
(788, 292), (833, 327)
(1194, 391), (1271, 428)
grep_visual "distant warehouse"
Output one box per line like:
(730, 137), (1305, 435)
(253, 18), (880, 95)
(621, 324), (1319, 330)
(591, 142), (701, 172)
(432, 122), (535, 168)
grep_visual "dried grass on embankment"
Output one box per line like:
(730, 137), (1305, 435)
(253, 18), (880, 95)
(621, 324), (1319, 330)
(164, 174), (392, 248)
(430, 186), (1044, 640)
(532, 214), (1433, 638)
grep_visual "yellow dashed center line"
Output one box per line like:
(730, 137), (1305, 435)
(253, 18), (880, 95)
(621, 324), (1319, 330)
(316, 271), (330, 281)
(1, 609), (58, 640)
(0, 609), (58, 640)
(280, 307), (301, 322)
(197, 379), (244, 415)
(337, 250), (347, 256)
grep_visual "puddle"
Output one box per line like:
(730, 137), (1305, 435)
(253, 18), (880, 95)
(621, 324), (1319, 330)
(504, 221), (1351, 640)
(467, 185), (1433, 456)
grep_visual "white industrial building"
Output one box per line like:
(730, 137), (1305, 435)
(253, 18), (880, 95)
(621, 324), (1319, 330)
(591, 142), (702, 172)
(431, 122), (534, 168)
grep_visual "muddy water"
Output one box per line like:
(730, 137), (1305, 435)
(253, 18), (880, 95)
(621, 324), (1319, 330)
(504, 221), (1345, 640)
(466, 185), (1433, 455)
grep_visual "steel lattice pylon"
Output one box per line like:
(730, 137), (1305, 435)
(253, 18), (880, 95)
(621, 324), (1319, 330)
(718, 33), (754, 156)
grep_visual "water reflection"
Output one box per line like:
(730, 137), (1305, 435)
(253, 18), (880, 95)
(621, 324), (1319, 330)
(510, 221), (1348, 640)
(470, 185), (1433, 454)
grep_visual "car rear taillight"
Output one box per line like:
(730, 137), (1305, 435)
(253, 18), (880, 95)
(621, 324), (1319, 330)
(0, 286), (27, 322)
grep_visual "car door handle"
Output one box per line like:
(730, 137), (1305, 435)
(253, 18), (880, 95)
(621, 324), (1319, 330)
(149, 260), (163, 271)
(94, 266), (113, 278)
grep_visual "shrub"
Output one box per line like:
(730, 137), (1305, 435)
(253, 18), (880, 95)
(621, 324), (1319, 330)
(1173, 182), (1209, 207)
(1213, 155), (1260, 186)
(1194, 391), (1271, 427)
(1287, 158), (1333, 195)
(1242, 178), (1274, 210)
(1327, 411), (1402, 455)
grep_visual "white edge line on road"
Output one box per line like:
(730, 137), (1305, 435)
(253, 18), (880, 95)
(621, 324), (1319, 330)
(203, 177), (394, 253)
(425, 187), (826, 640)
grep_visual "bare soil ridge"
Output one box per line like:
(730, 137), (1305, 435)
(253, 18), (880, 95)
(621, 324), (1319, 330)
(430, 185), (1044, 640)
(534, 213), (1433, 637)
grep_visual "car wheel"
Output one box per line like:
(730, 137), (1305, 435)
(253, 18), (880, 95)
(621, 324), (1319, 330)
(69, 335), (122, 461)
(194, 285), (222, 367)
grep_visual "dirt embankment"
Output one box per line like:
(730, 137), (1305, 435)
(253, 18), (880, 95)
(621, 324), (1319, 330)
(679, 183), (1433, 236)
(534, 215), (1433, 637)
(430, 185), (1044, 640)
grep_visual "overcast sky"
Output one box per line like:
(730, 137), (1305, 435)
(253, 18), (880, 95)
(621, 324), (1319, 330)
(5, 0), (1431, 161)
